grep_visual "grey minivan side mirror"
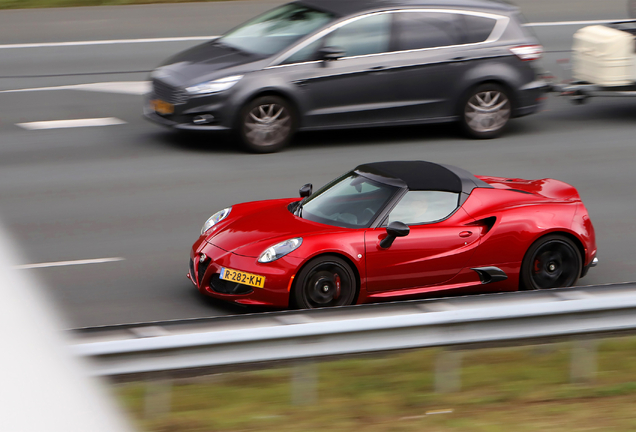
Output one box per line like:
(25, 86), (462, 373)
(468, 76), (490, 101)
(319, 46), (345, 61)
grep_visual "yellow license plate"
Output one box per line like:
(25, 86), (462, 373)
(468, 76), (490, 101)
(151, 99), (174, 115)
(220, 267), (265, 288)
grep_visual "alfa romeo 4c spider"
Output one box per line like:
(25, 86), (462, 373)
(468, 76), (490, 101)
(188, 161), (597, 309)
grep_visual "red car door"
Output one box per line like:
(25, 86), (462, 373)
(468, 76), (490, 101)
(364, 206), (480, 292)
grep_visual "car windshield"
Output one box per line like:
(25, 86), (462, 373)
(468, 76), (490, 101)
(217, 4), (335, 56)
(300, 173), (399, 228)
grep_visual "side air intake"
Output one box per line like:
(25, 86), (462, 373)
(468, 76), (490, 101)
(467, 216), (497, 235)
(471, 267), (508, 284)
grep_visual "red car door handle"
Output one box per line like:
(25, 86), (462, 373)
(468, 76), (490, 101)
(459, 231), (473, 238)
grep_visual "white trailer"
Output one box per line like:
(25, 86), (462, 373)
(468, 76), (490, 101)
(552, 21), (636, 103)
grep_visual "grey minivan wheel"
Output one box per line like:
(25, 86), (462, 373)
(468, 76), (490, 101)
(461, 83), (511, 139)
(239, 95), (296, 153)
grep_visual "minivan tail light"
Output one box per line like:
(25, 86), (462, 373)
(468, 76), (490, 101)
(510, 45), (543, 61)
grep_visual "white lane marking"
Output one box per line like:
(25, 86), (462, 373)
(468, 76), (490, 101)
(0, 36), (217, 49)
(0, 84), (81, 93)
(0, 81), (151, 95)
(17, 117), (126, 130)
(526, 19), (633, 27)
(74, 81), (151, 95)
(14, 257), (125, 270)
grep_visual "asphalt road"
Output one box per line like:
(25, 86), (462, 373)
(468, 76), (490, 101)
(1, 1), (636, 327)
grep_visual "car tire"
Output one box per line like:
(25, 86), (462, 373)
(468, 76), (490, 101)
(520, 234), (582, 290)
(238, 95), (296, 153)
(460, 83), (511, 139)
(292, 256), (357, 309)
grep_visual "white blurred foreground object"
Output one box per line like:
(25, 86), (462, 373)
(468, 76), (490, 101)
(0, 226), (134, 432)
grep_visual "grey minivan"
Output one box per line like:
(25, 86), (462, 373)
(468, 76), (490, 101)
(145, 0), (547, 152)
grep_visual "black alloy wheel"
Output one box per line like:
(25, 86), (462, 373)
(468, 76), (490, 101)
(239, 95), (296, 153)
(520, 235), (582, 290)
(461, 83), (511, 139)
(292, 256), (357, 309)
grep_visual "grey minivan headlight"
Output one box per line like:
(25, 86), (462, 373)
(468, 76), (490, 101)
(186, 75), (243, 95)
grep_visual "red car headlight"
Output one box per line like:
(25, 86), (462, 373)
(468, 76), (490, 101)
(258, 238), (303, 263)
(201, 207), (231, 235)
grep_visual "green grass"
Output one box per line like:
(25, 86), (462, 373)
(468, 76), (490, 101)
(0, 0), (228, 10)
(116, 337), (636, 431)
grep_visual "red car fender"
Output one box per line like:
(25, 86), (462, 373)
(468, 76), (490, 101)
(463, 190), (580, 276)
(288, 230), (367, 300)
(570, 202), (597, 266)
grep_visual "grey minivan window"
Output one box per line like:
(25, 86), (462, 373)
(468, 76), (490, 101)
(282, 38), (324, 64)
(323, 13), (392, 57)
(460, 14), (497, 43)
(395, 12), (462, 50)
(387, 191), (459, 225)
(218, 4), (334, 56)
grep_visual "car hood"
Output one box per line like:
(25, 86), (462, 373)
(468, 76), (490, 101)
(156, 41), (264, 85)
(205, 199), (344, 257)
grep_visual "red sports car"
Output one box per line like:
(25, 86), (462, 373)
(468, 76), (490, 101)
(188, 161), (597, 309)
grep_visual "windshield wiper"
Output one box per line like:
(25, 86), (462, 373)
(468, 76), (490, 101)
(294, 201), (303, 218)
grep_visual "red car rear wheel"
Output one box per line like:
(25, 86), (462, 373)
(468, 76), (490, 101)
(292, 256), (357, 309)
(520, 234), (581, 290)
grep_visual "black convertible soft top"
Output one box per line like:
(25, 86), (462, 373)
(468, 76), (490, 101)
(355, 161), (492, 195)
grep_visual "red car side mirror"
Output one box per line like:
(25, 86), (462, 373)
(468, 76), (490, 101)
(380, 221), (410, 249)
(299, 183), (312, 198)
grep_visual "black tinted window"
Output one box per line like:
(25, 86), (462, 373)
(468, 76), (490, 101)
(460, 14), (497, 43)
(395, 12), (461, 50)
(282, 38), (323, 64)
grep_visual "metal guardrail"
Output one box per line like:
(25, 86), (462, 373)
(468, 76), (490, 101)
(71, 282), (636, 381)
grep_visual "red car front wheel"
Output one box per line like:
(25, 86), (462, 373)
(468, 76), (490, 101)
(292, 256), (357, 309)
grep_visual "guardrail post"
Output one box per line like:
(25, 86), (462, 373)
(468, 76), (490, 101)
(144, 378), (172, 418)
(435, 348), (462, 393)
(570, 338), (598, 384)
(291, 361), (318, 405)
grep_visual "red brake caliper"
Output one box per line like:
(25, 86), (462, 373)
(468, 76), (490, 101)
(334, 274), (341, 300)
(533, 259), (540, 273)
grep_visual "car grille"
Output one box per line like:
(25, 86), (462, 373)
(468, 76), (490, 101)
(209, 274), (253, 295)
(197, 259), (210, 285)
(152, 78), (186, 104)
(189, 258), (195, 282)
